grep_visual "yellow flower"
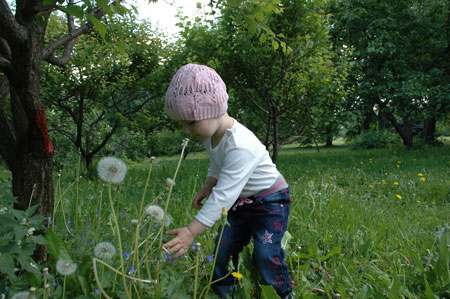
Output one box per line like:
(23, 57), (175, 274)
(396, 194), (402, 199)
(397, 161), (401, 164)
(369, 184), (374, 188)
(231, 272), (243, 279)
(393, 181), (399, 185)
(420, 177), (426, 181)
(418, 173), (423, 177)
(416, 200), (420, 204)
(396, 164), (401, 168)
(382, 180), (386, 184)
(377, 182), (381, 185)
(330, 176), (333, 179)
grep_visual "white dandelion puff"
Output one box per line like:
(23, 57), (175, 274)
(96, 157), (127, 184)
(94, 242), (116, 260)
(56, 259), (77, 276)
(166, 178), (175, 188)
(281, 231), (292, 251)
(164, 213), (172, 227)
(10, 291), (36, 299)
(145, 205), (171, 227)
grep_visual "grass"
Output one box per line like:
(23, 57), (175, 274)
(0, 142), (449, 298)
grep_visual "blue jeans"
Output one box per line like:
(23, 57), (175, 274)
(211, 188), (292, 298)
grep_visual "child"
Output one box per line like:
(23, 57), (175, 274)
(162, 63), (293, 298)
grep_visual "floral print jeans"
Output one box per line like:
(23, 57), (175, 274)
(211, 188), (292, 298)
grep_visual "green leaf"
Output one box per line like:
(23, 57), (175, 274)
(320, 246), (341, 262)
(260, 284), (279, 299)
(25, 204), (38, 217)
(42, 0), (57, 7)
(18, 253), (41, 274)
(388, 276), (401, 299)
(87, 14), (107, 39)
(45, 230), (67, 259)
(423, 275), (435, 299)
(31, 234), (48, 245)
(58, 4), (85, 19)
(272, 39), (279, 50)
(0, 253), (16, 279)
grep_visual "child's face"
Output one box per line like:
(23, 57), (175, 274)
(179, 119), (218, 142)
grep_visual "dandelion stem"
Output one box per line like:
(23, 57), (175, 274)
(194, 246), (200, 299)
(134, 159), (154, 286)
(93, 258), (157, 283)
(199, 270), (233, 299)
(155, 138), (189, 295)
(202, 222), (227, 298)
(108, 184), (131, 299)
(94, 190), (103, 242)
(62, 275), (66, 299)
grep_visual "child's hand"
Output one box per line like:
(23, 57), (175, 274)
(162, 227), (195, 258)
(193, 188), (211, 210)
(194, 177), (217, 210)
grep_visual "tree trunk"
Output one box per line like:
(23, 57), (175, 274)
(12, 149), (53, 214)
(420, 116), (436, 144)
(386, 112), (413, 149)
(362, 111), (371, 131)
(325, 125), (333, 147)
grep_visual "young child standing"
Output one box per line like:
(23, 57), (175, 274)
(162, 63), (293, 298)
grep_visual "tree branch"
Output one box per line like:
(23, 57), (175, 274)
(0, 37), (11, 59)
(43, 6), (103, 62)
(90, 121), (119, 157)
(0, 75), (16, 168)
(0, 0), (28, 46)
(44, 2), (77, 66)
(0, 55), (11, 73)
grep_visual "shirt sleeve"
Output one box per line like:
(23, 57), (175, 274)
(195, 146), (260, 227)
(206, 162), (219, 179)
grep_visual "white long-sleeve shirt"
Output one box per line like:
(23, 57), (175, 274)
(195, 119), (283, 227)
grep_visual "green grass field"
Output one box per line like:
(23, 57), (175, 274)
(0, 143), (449, 298)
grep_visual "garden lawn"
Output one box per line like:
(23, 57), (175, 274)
(0, 143), (449, 298)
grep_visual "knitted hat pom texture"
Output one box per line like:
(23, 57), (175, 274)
(165, 64), (229, 121)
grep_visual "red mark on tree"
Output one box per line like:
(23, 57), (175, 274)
(36, 109), (54, 156)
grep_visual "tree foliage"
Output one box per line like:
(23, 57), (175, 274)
(329, 0), (450, 148)
(178, 0), (350, 161)
(42, 13), (168, 168)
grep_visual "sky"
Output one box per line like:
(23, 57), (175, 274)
(135, 0), (212, 36)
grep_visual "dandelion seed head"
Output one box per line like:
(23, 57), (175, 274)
(94, 242), (116, 260)
(145, 205), (172, 227)
(56, 259), (77, 276)
(166, 178), (175, 188)
(145, 205), (164, 223)
(97, 157), (127, 184)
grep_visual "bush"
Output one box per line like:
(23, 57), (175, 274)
(350, 130), (389, 150)
(147, 129), (203, 157)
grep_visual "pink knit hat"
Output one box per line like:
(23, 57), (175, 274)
(165, 64), (229, 121)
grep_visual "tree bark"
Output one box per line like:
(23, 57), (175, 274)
(386, 112), (413, 149)
(420, 116), (436, 144)
(325, 125), (333, 147)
